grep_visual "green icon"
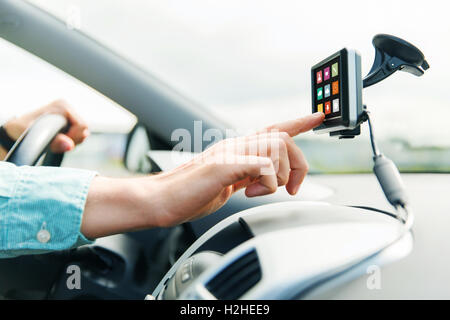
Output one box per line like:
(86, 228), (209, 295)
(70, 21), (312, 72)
(331, 62), (338, 77)
(317, 87), (323, 100)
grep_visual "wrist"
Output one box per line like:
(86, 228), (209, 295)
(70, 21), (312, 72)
(133, 175), (172, 228)
(82, 175), (167, 238)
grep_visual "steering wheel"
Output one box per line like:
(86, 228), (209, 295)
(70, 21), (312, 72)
(4, 114), (69, 167)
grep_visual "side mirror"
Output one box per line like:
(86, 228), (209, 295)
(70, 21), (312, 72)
(123, 123), (161, 173)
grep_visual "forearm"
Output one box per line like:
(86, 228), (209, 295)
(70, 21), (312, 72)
(81, 176), (165, 239)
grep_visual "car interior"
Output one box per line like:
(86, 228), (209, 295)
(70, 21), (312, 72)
(0, 0), (449, 300)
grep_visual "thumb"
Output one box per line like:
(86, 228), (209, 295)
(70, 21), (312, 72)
(50, 134), (75, 153)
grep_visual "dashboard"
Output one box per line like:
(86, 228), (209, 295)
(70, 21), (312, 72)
(150, 150), (450, 298)
(309, 173), (450, 299)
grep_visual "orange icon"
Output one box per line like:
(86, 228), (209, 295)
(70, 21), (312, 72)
(332, 81), (339, 95)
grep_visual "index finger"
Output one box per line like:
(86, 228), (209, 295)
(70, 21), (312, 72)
(263, 112), (325, 137)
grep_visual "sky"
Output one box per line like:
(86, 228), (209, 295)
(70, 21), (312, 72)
(1, 0), (449, 145)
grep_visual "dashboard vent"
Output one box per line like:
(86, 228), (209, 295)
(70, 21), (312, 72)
(205, 249), (261, 300)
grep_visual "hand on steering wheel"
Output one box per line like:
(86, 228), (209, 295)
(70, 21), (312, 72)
(2, 100), (89, 166)
(3, 99), (89, 154)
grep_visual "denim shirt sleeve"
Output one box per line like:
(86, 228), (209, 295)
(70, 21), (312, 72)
(0, 161), (97, 258)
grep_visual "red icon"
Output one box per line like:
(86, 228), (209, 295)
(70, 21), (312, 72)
(324, 101), (331, 114)
(316, 70), (323, 84)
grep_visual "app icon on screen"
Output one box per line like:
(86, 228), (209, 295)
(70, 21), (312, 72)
(317, 103), (323, 113)
(332, 81), (339, 95)
(324, 67), (330, 81)
(332, 98), (339, 112)
(324, 84), (331, 98)
(316, 70), (323, 84)
(332, 62), (338, 77)
(317, 87), (323, 100)
(324, 101), (331, 114)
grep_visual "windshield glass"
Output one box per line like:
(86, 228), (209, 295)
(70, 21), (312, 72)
(27, 0), (450, 173)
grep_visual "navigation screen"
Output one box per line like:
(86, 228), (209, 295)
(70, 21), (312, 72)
(312, 56), (342, 120)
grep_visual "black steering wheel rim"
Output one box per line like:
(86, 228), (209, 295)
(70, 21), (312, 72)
(4, 113), (68, 167)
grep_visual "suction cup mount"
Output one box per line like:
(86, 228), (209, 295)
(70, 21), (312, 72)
(363, 34), (429, 88)
(334, 34), (429, 139)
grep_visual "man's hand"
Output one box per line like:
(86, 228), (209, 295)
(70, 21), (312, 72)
(153, 112), (325, 226)
(82, 112), (324, 238)
(2, 99), (89, 155)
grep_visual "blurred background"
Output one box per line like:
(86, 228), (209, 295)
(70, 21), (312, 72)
(1, 0), (449, 175)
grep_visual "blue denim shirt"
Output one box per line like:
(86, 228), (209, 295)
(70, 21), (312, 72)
(0, 161), (97, 258)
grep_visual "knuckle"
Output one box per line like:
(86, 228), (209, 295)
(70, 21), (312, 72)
(303, 161), (309, 173)
(78, 121), (88, 130)
(210, 141), (223, 154)
(275, 137), (284, 147)
(260, 157), (273, 167)
(278, 173), (289, 185)
(51, 98), (69, 107)
(267, 138), (284, 152)
(268, 184), (278, 193)
(217, 139), (227, 146)
(279, 131), (290, 141)
(277, 137), (287, 150)
(216, 138), (232, 150)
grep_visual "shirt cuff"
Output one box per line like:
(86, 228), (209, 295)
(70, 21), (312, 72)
(0, 164), (97, 257)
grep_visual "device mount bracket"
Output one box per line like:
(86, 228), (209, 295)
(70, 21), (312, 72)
(333, 34), (429, 139)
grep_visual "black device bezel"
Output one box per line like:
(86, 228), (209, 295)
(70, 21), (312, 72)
(311, 48), (350, 131)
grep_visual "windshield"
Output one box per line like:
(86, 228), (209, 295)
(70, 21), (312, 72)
(26, 0), (450, 173)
